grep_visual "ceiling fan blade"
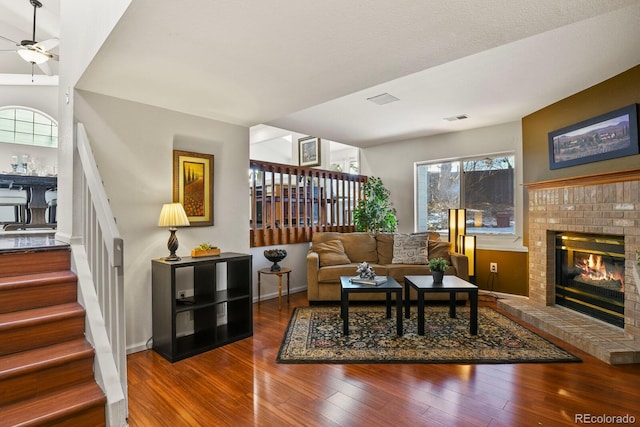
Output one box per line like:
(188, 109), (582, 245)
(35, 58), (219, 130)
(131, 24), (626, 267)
(37, 60), (53, 76)
(35, 37), (59, 51)
(0, 35), (19, 45)
(0, 49), (18, 53)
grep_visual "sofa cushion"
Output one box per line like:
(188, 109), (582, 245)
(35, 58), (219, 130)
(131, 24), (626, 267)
(375, 233), (395, 264)
(312, 239), (351, 267)
(392, 233), (428, 264)
(339, 232), (378, 263)
(311, 232), (343, 245)
(428, 239), (451, 262)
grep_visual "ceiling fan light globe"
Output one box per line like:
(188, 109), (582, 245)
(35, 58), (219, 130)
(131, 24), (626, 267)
(18, 48), (48, 64)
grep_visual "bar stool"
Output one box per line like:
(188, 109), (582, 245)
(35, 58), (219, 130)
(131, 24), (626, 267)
(0, 180), (28, 229)
(45, 188), (57, 224)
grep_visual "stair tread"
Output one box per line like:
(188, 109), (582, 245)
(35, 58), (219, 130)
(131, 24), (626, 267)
(0, 270), (77, 289)
(0, 302), (84, 330)
(1, 381), (106, 426)
(0, 338), (93, 380)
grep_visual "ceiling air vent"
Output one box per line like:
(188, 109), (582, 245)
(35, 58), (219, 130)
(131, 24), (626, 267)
(366, 93), (400, 105)
(444, 114), (469, 121)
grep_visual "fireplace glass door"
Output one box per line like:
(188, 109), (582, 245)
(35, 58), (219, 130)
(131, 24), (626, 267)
(555, 232), (624, 327)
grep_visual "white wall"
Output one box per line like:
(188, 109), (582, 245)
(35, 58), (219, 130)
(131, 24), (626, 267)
(0, 84), (58, 117)
(250, 243), (309, 302)
(57, 0), (132, 242)
(0, 85), (59, 172)
(74, 89), (249, 353)
(360, 121), (523, 243)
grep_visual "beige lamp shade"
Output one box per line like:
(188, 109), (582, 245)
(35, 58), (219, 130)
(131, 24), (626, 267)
(158, 203), (189, 261)
(158, 203), (190, 228)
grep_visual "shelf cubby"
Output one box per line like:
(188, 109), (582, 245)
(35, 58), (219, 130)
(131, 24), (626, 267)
(152, 252), (253, 362)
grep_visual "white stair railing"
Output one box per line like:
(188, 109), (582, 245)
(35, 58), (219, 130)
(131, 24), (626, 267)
(74, 123), (127, 426)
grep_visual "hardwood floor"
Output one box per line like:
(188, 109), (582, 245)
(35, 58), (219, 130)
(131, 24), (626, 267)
(127, 292), (640, 426)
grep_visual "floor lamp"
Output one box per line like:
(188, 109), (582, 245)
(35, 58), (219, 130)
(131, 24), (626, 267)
(448, 208), (466, 253)
(458, 234), (476, 282)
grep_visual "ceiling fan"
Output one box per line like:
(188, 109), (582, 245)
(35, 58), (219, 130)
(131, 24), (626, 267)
(0, 0), (59, 76)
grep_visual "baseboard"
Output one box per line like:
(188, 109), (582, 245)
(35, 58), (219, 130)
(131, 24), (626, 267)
(254, 285), (306, 303)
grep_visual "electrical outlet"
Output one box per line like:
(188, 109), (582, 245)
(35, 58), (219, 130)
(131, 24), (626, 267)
(179, 291), (186, 299)
(490, 262), (498, 273)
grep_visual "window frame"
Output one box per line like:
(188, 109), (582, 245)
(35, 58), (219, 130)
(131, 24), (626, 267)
(414, 151), (524, 250)
(0, 106), (58, 148)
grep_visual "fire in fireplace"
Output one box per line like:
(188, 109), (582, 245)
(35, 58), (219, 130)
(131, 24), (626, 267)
(574, 253), (624, 291)
(555, 232), (625, 328)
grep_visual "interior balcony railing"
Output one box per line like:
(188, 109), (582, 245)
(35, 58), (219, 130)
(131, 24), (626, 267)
(250, 160), (367, 247)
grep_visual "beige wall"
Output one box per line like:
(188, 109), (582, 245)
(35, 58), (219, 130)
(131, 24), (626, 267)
(361, 121), (523, 234)
(522, 64), (640, 244)
(74, 90), (249, 353)
(476, 249), (527, 296)
(523, 65), (640, 185)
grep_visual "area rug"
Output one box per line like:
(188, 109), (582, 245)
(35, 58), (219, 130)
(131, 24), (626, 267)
(276, 305), (581, 364)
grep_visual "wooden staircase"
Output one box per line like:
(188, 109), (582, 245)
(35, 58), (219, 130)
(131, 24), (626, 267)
(0, 246), (106, 426)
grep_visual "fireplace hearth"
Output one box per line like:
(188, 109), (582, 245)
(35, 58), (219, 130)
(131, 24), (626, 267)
(555, 232), (625, 327)
(521, 170), (640, 363)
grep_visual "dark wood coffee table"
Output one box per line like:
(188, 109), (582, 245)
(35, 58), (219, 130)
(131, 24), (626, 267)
(404, 275), (478, 335)
(340, 276), (403, 336)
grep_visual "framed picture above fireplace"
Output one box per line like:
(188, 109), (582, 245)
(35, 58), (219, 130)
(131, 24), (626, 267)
(548, 104), (638, 170)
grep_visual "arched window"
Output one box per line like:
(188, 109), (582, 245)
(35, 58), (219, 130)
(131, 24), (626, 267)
(0, 107), (58, 148)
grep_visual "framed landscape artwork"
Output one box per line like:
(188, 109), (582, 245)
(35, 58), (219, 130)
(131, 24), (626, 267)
(548, 104), (638, 170)
(173, 150), (214, 226)
(299, 136), (321, 167)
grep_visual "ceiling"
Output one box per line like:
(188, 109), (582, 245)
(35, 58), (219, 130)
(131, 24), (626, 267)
(2, 1), (640, 148)
(0, 0), (60, 80)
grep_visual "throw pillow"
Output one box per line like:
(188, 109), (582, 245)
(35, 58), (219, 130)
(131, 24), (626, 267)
(339, 233), (378, 263)
(375, 233), (395, 264)
(392, 233), (428, 264)
(313, 239), (351, 267)
(428, 240), (451, 262)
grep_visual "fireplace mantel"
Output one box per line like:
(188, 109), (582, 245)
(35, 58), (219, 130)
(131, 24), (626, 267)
(525, 168), (640, 191)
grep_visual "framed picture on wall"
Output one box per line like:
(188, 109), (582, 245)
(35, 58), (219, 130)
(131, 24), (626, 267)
(173, 150), (214, 226)
(299, 136), (321, 167)
(548, 104), (639, 170)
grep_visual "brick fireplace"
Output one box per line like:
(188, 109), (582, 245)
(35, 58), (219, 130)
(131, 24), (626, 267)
(498, 169), (640, 364)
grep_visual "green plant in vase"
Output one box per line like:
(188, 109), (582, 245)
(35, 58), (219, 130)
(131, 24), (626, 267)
(428, 257), (448, 284)
(353, 177), (398, 233)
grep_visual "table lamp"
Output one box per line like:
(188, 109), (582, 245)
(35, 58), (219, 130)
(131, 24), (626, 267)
(158, 203), (190, 261)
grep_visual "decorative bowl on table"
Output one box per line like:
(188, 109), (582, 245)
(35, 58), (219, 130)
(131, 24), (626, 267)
(264, 249), (287, 271)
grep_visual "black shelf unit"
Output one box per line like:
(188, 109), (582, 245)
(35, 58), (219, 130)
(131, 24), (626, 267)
(151, 252), (253, 362)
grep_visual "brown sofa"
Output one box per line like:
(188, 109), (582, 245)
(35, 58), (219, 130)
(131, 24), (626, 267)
(306, 232), (469, 302)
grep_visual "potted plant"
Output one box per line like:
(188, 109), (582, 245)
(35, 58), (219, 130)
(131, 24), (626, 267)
(428, 257), (448, 284)
(353, 177), (398, 233)
(191, 243), (220, 257)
